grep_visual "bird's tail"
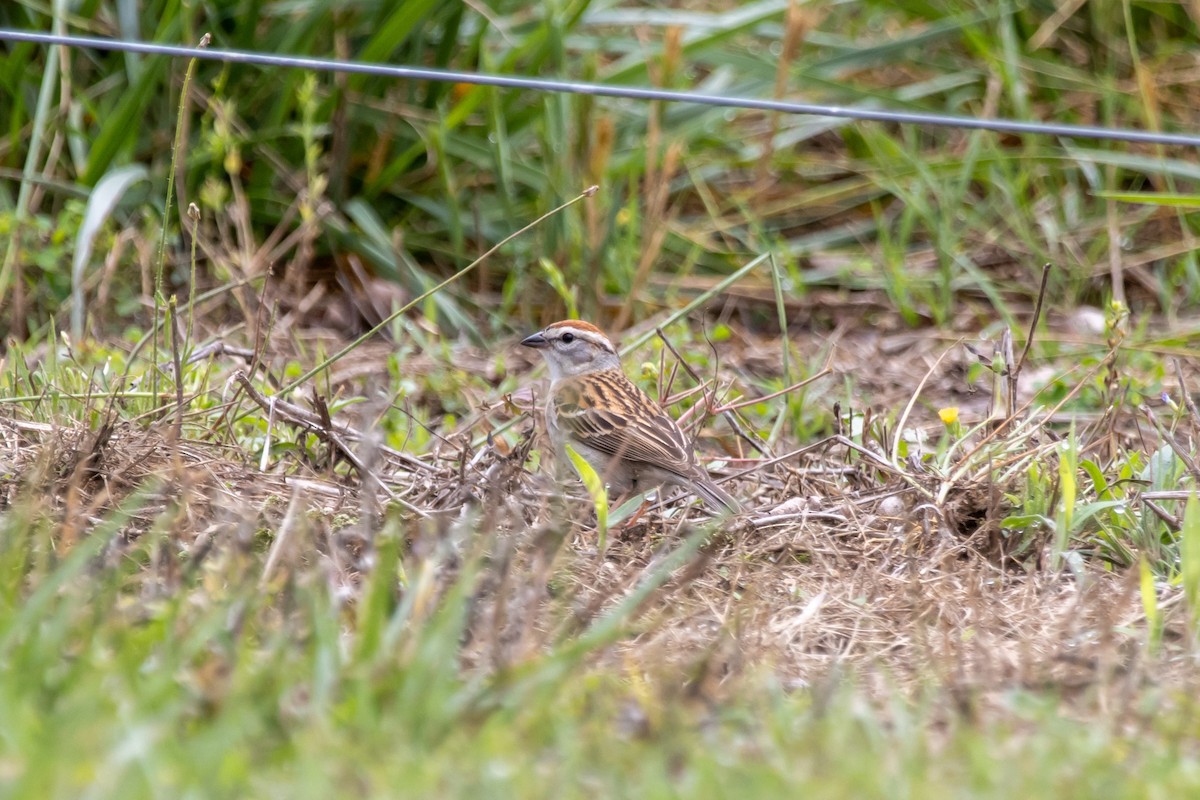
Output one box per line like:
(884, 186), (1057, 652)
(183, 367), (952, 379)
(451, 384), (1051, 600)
(694, 476), (742, 515)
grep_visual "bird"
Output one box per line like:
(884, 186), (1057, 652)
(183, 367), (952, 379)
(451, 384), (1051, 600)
(520, 320), (741, 514)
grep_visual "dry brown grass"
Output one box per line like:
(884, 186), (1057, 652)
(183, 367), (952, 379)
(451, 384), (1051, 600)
(4, 299), (1197, 727)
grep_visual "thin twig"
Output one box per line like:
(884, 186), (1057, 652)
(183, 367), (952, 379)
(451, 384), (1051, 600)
(1143, 498), (1181, 530)
(1141, 403), (1200, 482)
(890, 340), (962, 466)
(234, 371), (431, 517)
(152, 33), (210, 404)
(1015, 262), (1052, 380)
(711, 363), (833, 413)
(618, 253), (772, 355)
(656, 326), (703, 383)
(168, 301), (184, 443)
(655, 326), (768, 457)
(662, 381), (712, 408)
(936, 360), (1105, 504)
(1173, 357), (1200, 434)
(273, 185), (599, 400)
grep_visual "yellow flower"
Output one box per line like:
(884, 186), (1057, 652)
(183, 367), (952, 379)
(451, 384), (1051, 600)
(938, 406), (959, 426)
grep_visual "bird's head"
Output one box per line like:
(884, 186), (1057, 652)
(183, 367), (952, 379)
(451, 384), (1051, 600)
(520, 320), (621, 380)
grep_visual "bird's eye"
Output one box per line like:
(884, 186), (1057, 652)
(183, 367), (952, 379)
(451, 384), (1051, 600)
(560, 332), (575, 344)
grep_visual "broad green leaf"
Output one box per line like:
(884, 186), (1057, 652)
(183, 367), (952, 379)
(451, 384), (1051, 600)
(1069, 500), (1127, 535)
(71, 164), (148, 340)
(1080, 459), (1111, 499)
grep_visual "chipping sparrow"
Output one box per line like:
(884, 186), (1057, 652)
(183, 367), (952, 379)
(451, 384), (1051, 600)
(521, 320), (741, 514)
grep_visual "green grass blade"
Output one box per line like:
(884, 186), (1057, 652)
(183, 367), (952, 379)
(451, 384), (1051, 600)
(565, 442), (608, 553)
(1182, 492), (1200, 622)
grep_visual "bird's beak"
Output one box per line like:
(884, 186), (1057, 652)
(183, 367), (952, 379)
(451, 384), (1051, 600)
(520, 331), (548, 349)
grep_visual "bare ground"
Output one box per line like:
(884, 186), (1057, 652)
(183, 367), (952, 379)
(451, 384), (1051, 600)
(4, 306), (1198, 717)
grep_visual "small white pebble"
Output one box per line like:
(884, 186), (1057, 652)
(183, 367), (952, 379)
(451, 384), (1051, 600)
(773, 497), (809, 515)
(1068, 306), (1107, 336)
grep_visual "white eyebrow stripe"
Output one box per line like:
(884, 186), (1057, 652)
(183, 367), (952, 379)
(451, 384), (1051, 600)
(551, 326), (615, 353)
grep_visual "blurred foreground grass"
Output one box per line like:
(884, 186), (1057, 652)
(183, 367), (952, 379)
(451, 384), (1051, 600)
(2, 493), (1199, 800)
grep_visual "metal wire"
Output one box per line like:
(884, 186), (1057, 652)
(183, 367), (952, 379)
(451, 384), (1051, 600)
(3, 28), (1200, 148)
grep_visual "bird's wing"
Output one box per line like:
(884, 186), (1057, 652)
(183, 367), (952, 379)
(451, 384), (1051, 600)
(552, 369), (696, 476)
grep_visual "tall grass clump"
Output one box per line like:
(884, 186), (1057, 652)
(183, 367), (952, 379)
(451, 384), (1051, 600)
(2, 0), (1199, 341)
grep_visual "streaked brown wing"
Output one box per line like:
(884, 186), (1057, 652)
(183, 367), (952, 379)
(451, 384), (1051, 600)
(553, 369), (695, 476)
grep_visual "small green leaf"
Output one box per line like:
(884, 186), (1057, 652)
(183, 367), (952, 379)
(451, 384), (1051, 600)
(1140, 558), (1161, 655)
(1054, 433), (1078, 569)
(538, 258), (578, 320)
(1000, 514), (1053, 530)
(610, 493), (651, 527)
(1080, 459), (1110, 499)
(564, 443), (608, 554)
